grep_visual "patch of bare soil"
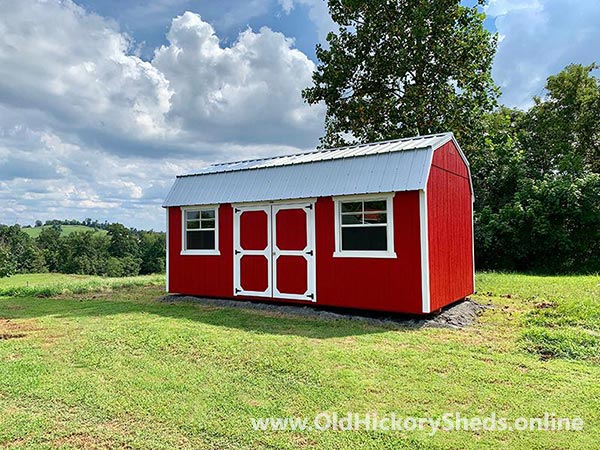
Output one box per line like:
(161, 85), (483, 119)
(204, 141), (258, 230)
(0, 317), (41, 340)
(158, 295), (488, 329)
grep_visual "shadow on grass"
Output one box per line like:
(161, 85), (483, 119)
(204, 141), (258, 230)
(0, 288), (418, 339)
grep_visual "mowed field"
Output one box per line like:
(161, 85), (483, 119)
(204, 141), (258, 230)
(21, 225), (107, 238)
(0, 273), (598, 449)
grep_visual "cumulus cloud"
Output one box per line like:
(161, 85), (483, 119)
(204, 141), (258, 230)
(0, 0), (325, 229)
(486, 0), (600, 108)
(153, 11), (324, 146)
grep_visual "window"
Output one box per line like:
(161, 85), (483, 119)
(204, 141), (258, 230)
(334, 194), (396, 258)
(181, 206), (219, 255)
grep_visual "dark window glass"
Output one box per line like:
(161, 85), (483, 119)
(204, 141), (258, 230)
(364, 200), (386, 211)
(364, 212), (386, 224)
(342, 213), (362, 224)
(201, 219), (215, 229)
(186, 211), (200, 220)
(186, 220), (200, 230)
(341, 202), (361, 213)
(186, 230), (215, 250)
(341, 227), (387, 251)
(201, 210), (215, 219)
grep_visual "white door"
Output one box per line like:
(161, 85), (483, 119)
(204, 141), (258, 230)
(233, 205), (272, 298)
(233, 202), (316, 302)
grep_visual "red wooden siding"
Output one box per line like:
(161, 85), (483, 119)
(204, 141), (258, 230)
(168, 205), (234, 297)
(168, 192), (423, 313)
(426, 141), (474, 311)
(314, 193), (423, 313)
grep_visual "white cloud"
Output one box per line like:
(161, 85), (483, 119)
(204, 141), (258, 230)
(153, 11), (324, 146)
(486, 0), (600, 108)
(277, 0), (335, 43)
(0, 1), (325, 229)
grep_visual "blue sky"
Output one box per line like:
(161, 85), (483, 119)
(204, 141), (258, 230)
(0, 0), (598, 230)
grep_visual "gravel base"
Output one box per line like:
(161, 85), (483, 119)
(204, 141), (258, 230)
(158, 295), (488, 329)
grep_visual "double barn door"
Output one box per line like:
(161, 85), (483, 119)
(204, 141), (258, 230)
(233, 202), (316, 302)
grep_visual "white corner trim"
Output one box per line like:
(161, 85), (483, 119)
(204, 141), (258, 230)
(471, 196), (476, 294)
(419, 190), (431, 314)
(165, 208), (169, 293)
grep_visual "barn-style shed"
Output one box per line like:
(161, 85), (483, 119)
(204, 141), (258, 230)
(163, 132), (474, 314)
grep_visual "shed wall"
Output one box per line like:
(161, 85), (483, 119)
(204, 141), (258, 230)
(168, 205), (234, 298)
(426, 141), (474, 311)
(314, 193), (423, 313)
(168, 192), (423, 313)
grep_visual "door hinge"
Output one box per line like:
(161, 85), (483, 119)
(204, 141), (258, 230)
(307, 293), (314, 299)
(235, 288), (241, 294)
(305, 204), (313, 210)
(234, 208), (241, 213)
(306, 250), (313, 256)
(235, 249), (241, 255)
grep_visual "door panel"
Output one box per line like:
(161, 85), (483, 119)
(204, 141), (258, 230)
(275, 208), (307, 250)
(240, 255), (269, 292)
(240, 209), (268, 250)
(276, 255), (308, 295)
(234, 206), (271, 297)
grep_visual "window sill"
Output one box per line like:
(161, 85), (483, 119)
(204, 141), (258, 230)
(180, 250), (221, 256)
(333, 251), (397, 259)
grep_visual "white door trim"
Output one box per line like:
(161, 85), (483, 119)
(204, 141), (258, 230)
(272, 202), (317, 302)
(233, 204), (272, 298)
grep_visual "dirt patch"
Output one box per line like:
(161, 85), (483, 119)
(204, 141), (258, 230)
(158, 295), (488, 329)
(0, 333), (26, 340)
(0, 318), (41, 340)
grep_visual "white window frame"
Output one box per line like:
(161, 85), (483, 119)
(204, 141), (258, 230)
(333, 193), (396, 259)
(180, 205), (220, 256)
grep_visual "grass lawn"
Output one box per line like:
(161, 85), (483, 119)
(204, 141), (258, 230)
(0, 273), (164, 297)
(21, 225), (107, 238)
(0, 273), (598, 449)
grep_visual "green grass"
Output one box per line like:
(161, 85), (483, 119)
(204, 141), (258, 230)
(0, 273), (164, 297)
(21, 225), (107, 238)
(0, 273), (598, 448)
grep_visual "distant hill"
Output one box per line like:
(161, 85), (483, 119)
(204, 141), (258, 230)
(22, 225), (108, 238)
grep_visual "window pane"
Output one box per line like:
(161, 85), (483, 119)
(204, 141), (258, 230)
(341, 202), (361, 213)
(186, 220), (200, 230)
(342, 213), (362, 225)
(201, 210), (215, 219)
(186, 230), (215, 250)
(341, 226), (387, 251)
(186, 211), (200, 220)
(364, 212), (386, 224)
(201, 219), (215, 229)
(364, 200), (386, 211)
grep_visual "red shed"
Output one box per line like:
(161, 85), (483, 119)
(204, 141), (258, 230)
(163, 133), (474, 314)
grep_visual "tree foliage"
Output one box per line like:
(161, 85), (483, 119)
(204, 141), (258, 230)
(303, 0), (498, 147)
(303, 0), (598, 274)
(473, 64), (600, 273)
(0, 222), (165, 278)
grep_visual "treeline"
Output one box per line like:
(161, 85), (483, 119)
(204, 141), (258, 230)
(24, 218), (111, 230)
(0, 223), (164, 278)
(470, 64), (599, 273)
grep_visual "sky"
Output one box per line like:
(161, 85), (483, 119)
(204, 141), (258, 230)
(0, 0), (598, 231)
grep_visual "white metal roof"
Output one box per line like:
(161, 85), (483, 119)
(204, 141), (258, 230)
(163, 132), (468, 207)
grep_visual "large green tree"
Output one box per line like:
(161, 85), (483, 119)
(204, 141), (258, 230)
(303, 0), (498, 147)
(519, 63), (600, 177)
